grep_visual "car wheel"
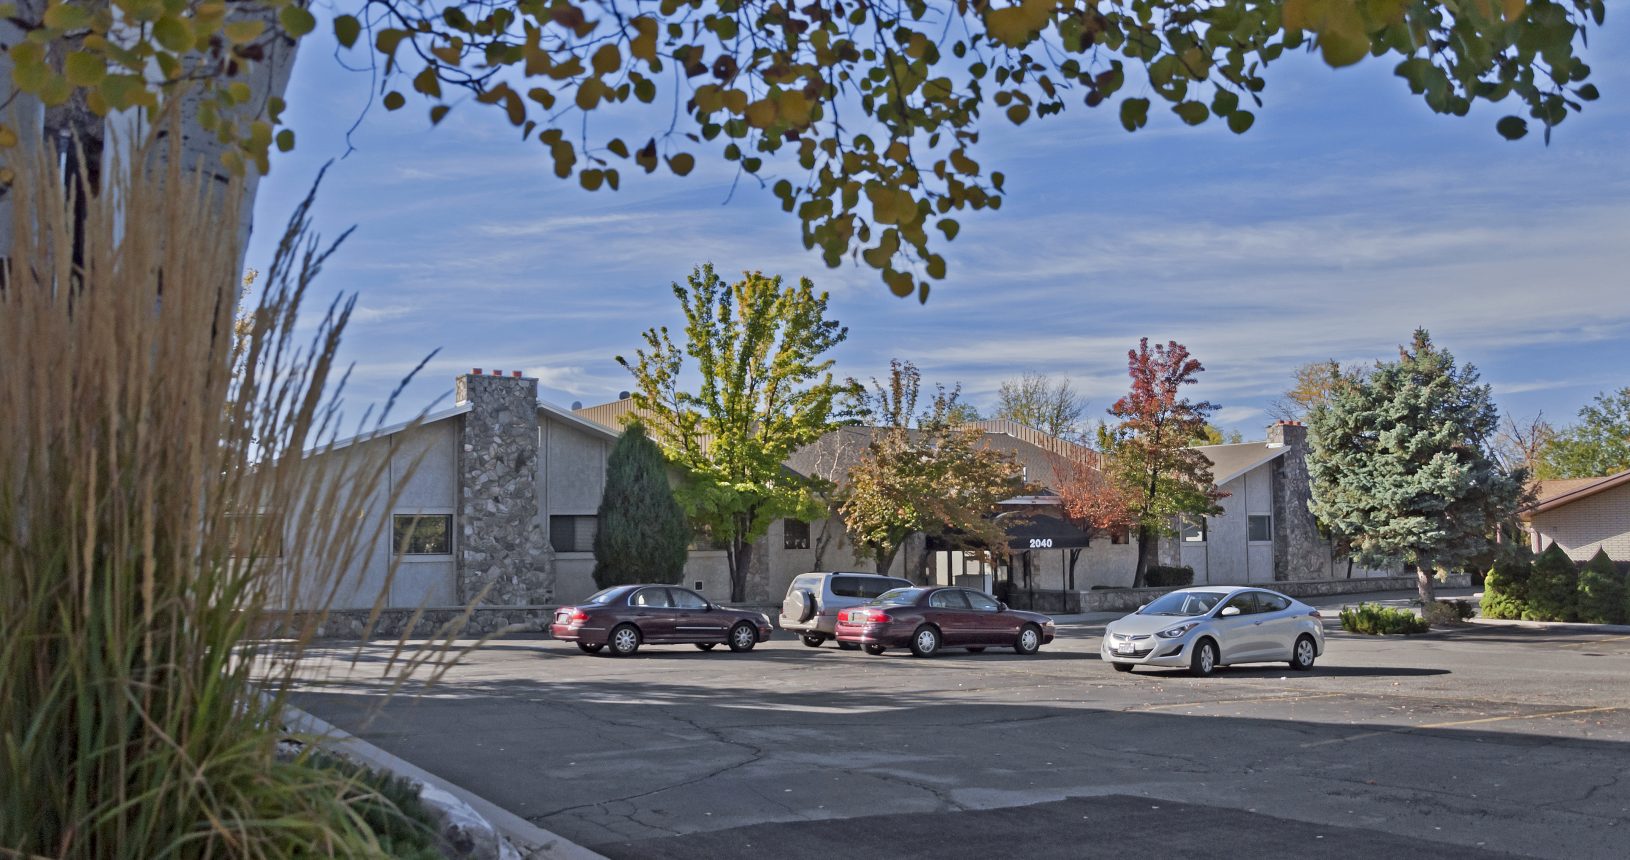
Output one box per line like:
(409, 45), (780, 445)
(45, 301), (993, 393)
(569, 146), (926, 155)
(1014, 624), (1042, 655)
(966, 647), (986, 654)
(836, 641), (860, 651)
(695, 643), (717, 651)
(576, 642), (603, 654)
(1189, 638), (1218, 677)
(1112, 662), (1135, 673)
(800, 634), (825, 648)
(609, 624), (641, 657)
(909, 625), (941, 658)
(864, 644), (886, 655)
(727, 622), (758, 653)
(1290, 635), (1318, 671)
(788, 589), (816, 623)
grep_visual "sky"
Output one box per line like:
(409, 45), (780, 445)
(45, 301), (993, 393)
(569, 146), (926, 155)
(245, 12), (1630, 442)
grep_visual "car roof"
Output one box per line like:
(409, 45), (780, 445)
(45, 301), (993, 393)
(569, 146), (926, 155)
(807, 571), (911, 579)
(1168, 585), (1288, 597)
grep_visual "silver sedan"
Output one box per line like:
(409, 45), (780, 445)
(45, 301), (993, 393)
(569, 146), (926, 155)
(1101, 586), (1325, 677)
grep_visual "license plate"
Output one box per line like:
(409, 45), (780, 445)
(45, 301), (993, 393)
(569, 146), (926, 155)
(1115, 642), (1135, 654)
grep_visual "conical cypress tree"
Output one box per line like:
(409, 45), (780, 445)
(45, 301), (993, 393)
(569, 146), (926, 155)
(1525, 544), (1579, 622)
(593, 423), (690, 588)
(1480, 547), (1533, 620)
(1576, 548), (1625, 625)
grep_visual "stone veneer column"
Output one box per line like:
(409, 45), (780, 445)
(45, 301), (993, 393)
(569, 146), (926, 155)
(1269, 421), (1330, 581)
(455, 370), (553, 605)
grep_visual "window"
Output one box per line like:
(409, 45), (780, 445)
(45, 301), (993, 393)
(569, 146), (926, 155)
(831, 575), (912, 599)
(227, 513), (282, 558)
(668, 588), (708, 609)
(1110, 527), (1130, 545)
(1256, 592), (1290, 613)
(631, 587), (671, 608)
(964, 591), (1000, 612)
(929, 590), (970, 609)
(1248, 514), (1273, 543)
(393, 514), (451, 555)
(1221, 593), (1258, 616)
(783, 519), (811, 550)
(1181, 517), (1207, 543)
(550, 515), (597, 553)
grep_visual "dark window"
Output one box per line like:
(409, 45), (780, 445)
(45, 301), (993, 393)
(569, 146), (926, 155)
(631, 587), (671, 608)
(393, 514), (451, 555)
(929, 589), (970, 609)
(550, 515), (597, 553)
(964, 591), (1000, 612)
(227, 513), (283, 558)
(1256, 592), (1290, 613)
(1248, 514), (1272, 542)
(1181, 517), (1207, 543)
(832, 575), (911, 599)
(1221, 593), (1258, 616)
(668, 588), (708, 609)
(1110, 527), (1130, 545)
(783, 519), (811, 550)
(873, 587), (928, 605)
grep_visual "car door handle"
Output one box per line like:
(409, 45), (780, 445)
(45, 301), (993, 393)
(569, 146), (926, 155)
(1253, 621), (1264, 626)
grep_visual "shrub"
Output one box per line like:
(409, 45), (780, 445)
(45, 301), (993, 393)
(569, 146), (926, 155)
(1480, 550), (1534, 620)
(1524, 544), (1580, 622)
(1423, 600), (1470, 626)
(1340, 602), (1430, 635)
(593, 422), (690, 588)
(1144, 565), (1195, 587)
(1576, 549), (1626, 625)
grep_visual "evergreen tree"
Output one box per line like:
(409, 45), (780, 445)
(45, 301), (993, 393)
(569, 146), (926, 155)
(1479, 548), (1533, 620)
(1576, 548), (1625, 625)
(1525, 544), (1579, 622)
(1308, 329), (1526, 607)
(592, 423), (690, 589)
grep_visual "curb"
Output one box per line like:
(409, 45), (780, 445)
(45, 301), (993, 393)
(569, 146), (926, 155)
(283, 705), (607, 860)
(1465, 617), (1630, 635)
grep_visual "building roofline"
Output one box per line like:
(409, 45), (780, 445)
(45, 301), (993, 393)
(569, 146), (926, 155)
(1522, 469), (1630, 518)
(537, 398), (621, 442)
(305, 402), (473, 457)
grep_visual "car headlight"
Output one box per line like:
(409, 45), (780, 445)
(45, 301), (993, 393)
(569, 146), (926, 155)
(1156, 623), (1197, 639)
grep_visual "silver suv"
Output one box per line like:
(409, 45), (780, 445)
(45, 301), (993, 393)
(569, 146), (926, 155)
(780, 572), (913, 648)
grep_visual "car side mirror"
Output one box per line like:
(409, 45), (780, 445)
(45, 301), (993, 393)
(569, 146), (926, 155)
(997, 602), (1007, 611)
(1220, 606), (1241, 617)
(1137, 603), (1147, 612)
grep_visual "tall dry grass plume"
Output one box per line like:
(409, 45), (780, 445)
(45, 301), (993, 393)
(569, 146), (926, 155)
(0, 134), (439, 856)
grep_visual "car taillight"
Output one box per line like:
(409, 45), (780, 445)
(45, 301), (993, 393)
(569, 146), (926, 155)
(1308, 609), (1321, 618)
(570, 610), (590, 622)
(864, 610), (892, 623)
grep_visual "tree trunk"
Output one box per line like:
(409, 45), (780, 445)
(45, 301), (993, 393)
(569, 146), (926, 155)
(1416, 558), (1437, 606)
(728, 537), (753, 603)
(874, 541), (900, 576)
(1067, 548), (1081, 590)
(1134, 525), (1156, 588)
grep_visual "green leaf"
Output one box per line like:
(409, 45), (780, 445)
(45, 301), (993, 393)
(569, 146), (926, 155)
(1226, 110), (1255, 134)
(152, 16), (193, 53)
(429, 105), (451, 125)
(382, 90), (406, 111)
(667, 152), (695, 176)
(1172, 101), (1208, 125)
(275, 129), (295, 152)
(279, 5), (317, 38)
(1495, 116), (1528, 140)
(333, 15), (361, 48)
(1119, 97), (1149, 132)
(64, 51), (106, 87)
(42, 3), (92, 30)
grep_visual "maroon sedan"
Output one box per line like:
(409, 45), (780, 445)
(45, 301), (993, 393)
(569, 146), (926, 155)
(834, 586), (1056, 657)
(550, 585), (774, 656)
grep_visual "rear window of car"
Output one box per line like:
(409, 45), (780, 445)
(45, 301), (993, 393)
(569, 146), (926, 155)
(582, 586), (632, 605)
(871, 587), (927, 605)
(830, 575), (911, 599)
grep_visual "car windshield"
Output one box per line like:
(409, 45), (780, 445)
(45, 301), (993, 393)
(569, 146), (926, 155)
(1139, 591), (1226, 616)
(582, 587), (632, 605)
(869, 587), (928, 606)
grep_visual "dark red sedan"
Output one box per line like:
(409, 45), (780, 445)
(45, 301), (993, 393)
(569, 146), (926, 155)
(550, 585), (774, 656)
(834, 586), (1056, 657)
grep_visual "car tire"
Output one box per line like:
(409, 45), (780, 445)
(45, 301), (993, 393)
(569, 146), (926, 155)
(1014, 624), (1042, 656)
(1189, 638), (1218, 677)
(800, 634), (825, 648)
(576, 642), (603, 654)
(1112, 662), (1135, 673)
(1290, 634), (1318, 671)
(727, 622), (758, 653)
(909, 625), (941, 658)
(966, 647), (986, 654)
(608, 624), (641, 657)
(695, 643), (717, 651)
(864, 644), (886, 655)
(836, 641), (860, 651)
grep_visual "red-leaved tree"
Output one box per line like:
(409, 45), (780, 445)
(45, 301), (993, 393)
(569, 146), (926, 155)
(1103, 339), (1226, 586)
(1045, 447), (1135, 586)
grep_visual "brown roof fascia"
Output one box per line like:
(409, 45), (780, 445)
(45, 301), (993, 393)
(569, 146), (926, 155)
(1521, 469), (1630, 518)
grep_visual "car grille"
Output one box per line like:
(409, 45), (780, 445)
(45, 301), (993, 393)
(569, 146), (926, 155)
(1109, 632), (1154, 657)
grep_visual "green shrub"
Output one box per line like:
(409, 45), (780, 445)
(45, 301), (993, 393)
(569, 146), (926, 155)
(1340, 602), (1430, 635)
(1423, 599), (1472, 626)
(1524, 544), (1580, 622)
(593, 422), (690, 588)
(1576, 549), (1626, 625)
(1480, 550), (1533, 620)
(1144, 565), (1195, 587)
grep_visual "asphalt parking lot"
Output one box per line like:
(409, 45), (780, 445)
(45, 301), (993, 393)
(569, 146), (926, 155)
(293, 615), (1630, 859)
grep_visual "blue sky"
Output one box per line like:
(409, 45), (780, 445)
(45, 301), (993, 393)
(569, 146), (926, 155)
(247, 16), (1630, 441)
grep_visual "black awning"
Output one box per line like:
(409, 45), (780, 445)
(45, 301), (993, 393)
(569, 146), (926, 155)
(1001, 513), (1092, 550)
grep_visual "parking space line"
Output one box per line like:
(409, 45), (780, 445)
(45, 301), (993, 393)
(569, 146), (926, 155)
(1300, 706), (1620, 748)
(1128, 692), (1347, 712)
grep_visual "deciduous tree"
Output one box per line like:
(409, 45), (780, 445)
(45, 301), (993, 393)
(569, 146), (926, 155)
(1307, 329), (1527, 606)
(1267, 359), (1367, 422)
(995, 371), (1086, 438)
(593, 422), (690, 589)
(618, 264), (849, 601)
(841, 360), (1022, 577)
(1538, 388), (1630, 479)
(1494, 412), (1558, 480)
(1046, 444), (1134, 584)
(1102, 338), (1224, 586)
(0, 1), (1605, 298)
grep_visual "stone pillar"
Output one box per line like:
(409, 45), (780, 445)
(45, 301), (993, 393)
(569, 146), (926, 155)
(1269, 421), (1330, 581)
(455, 370), (553, 605)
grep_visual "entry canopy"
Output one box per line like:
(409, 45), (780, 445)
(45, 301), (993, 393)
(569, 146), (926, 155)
(999, 513), (1092, 551)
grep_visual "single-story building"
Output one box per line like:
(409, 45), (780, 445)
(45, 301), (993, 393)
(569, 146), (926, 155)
(1521, 469), (1630, 563)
